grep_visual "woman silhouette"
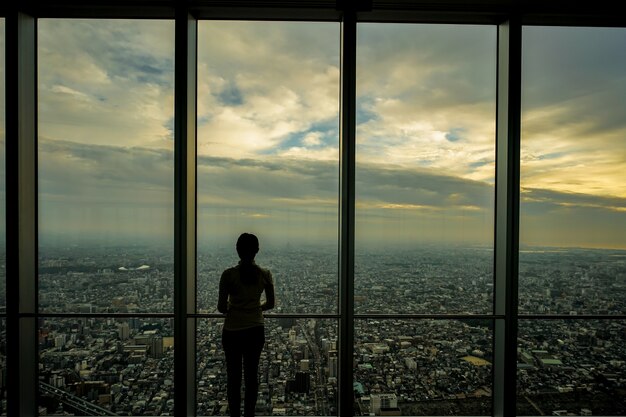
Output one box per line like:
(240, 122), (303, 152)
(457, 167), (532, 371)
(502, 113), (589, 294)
(218, 233), (275, 417)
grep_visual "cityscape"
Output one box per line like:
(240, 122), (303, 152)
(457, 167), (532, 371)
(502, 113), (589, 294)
(0, 244), (624, 415)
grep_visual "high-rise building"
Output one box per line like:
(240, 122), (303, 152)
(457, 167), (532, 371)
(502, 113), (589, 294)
(118, 322), (130, 340)
(328, 355), (338, 379)
(369, 394), (398, 415)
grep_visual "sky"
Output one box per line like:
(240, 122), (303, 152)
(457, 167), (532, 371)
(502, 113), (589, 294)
(24, 19), (626, 250)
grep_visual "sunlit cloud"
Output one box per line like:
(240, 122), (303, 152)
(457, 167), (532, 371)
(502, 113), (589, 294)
(241, 212), (271, 219)
(376, 203), (439, 211)
(38, 19), (175, 149)
(28, 19), (626, 249)
(197, 21), (340, 161)
(521, 26), (626, 201)
(356, 24), (497, 183)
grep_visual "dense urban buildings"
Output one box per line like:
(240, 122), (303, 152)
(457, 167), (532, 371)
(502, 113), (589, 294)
(4, 245), (620, 415)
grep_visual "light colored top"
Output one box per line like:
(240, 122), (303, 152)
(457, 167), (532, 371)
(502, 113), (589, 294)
(218, 261), (274, 331)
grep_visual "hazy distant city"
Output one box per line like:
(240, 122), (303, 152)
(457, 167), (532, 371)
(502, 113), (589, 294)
(0, 244), (624, 415)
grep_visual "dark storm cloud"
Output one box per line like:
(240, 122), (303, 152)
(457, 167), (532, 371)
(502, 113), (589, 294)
(356, 164), (493, 210)
(39, 139), (173, 205)
(197, 154), (338, 209)
(197, 153), (494, 214)
(522, 188), (626, 213)
(522, 26), (626, 137)
(39, 139), (494, 214)
(37, 139), (625, 247)
(357, 23), (497, 108)
(520, 187), (626, 248)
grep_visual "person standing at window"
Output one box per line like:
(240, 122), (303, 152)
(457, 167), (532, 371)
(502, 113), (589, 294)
(218, 233), (275, 417)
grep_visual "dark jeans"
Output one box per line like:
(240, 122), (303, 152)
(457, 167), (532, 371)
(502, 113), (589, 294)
(222, 326), (265, 417)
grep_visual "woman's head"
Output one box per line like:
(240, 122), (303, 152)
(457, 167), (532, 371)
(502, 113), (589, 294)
(236, 233), (259, 262)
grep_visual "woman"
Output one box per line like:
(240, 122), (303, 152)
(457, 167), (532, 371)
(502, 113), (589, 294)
(218, 233), (275, 417)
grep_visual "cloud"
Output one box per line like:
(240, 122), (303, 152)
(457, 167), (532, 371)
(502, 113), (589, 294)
(196, 154), (338, 209)
(356, 164), (493, 211)
(29, 20), (625, 249)
(521, 26), (626, 199)
(35, 135), (625, 248)
(521, 188), (626, 214)
(520, 187), (626, 249)
(197, 21), (340, 159)
(355, 24), (497, 182)
(38, 19), (175, 149)
(40, 138), (172, 193)
(302, 132), (323, 146)
(38, 138), (174, 244)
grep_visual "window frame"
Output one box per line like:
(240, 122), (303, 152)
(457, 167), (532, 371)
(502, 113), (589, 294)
(3, 2), (626, 417)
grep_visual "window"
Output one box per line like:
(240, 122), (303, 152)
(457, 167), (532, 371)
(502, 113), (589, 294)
(2, 4), (625, 417)
(196, 21), (340, 315)
(196, 20), (340, 415)
(37, 19), (175, 415)
(354, 23), (496, 416)
(518, 26), (626, 415)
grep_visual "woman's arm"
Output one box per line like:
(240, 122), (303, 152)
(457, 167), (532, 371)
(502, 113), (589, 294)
(261, 274), (275, 311)
(217, 271), (229, 314)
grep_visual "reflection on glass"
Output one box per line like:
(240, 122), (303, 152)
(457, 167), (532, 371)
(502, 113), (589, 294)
(196, 21), (340, 314)
(197, 318), (338, 416)
(38, 317), (174, 415)
(517, 320), (626, 416)
(37, 19), (175, 313)
(355, 24), (496, 314)
(520, 27), (626, 314)
(354, 319), (493, 416)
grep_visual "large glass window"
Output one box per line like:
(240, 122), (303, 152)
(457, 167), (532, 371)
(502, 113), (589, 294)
(354, 319), (493, 416)
(518, 26), (626, 416)
(517, 319), (626, 415)
(196, 20), (340, 415)
(39, 317), (174, 415)
(353, 22), (496, 417)
(519, 26), (626, 316)
(355, 23), (497, 315)
(196, 21), (340, 316)
(38, 19), (175, 314)
(1, 6), (621, 417)
(197, 318), (338, 416)
(37, 19), (175, 415)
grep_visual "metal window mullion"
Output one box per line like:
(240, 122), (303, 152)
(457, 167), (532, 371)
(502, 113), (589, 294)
(493, 15), (522, 417)
(5, 10), (38, 417)
(339, 11), (356, 417)
(174, 6), (197, 417)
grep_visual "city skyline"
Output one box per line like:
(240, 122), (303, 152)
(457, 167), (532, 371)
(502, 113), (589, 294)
(29, 245), (626, 415)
